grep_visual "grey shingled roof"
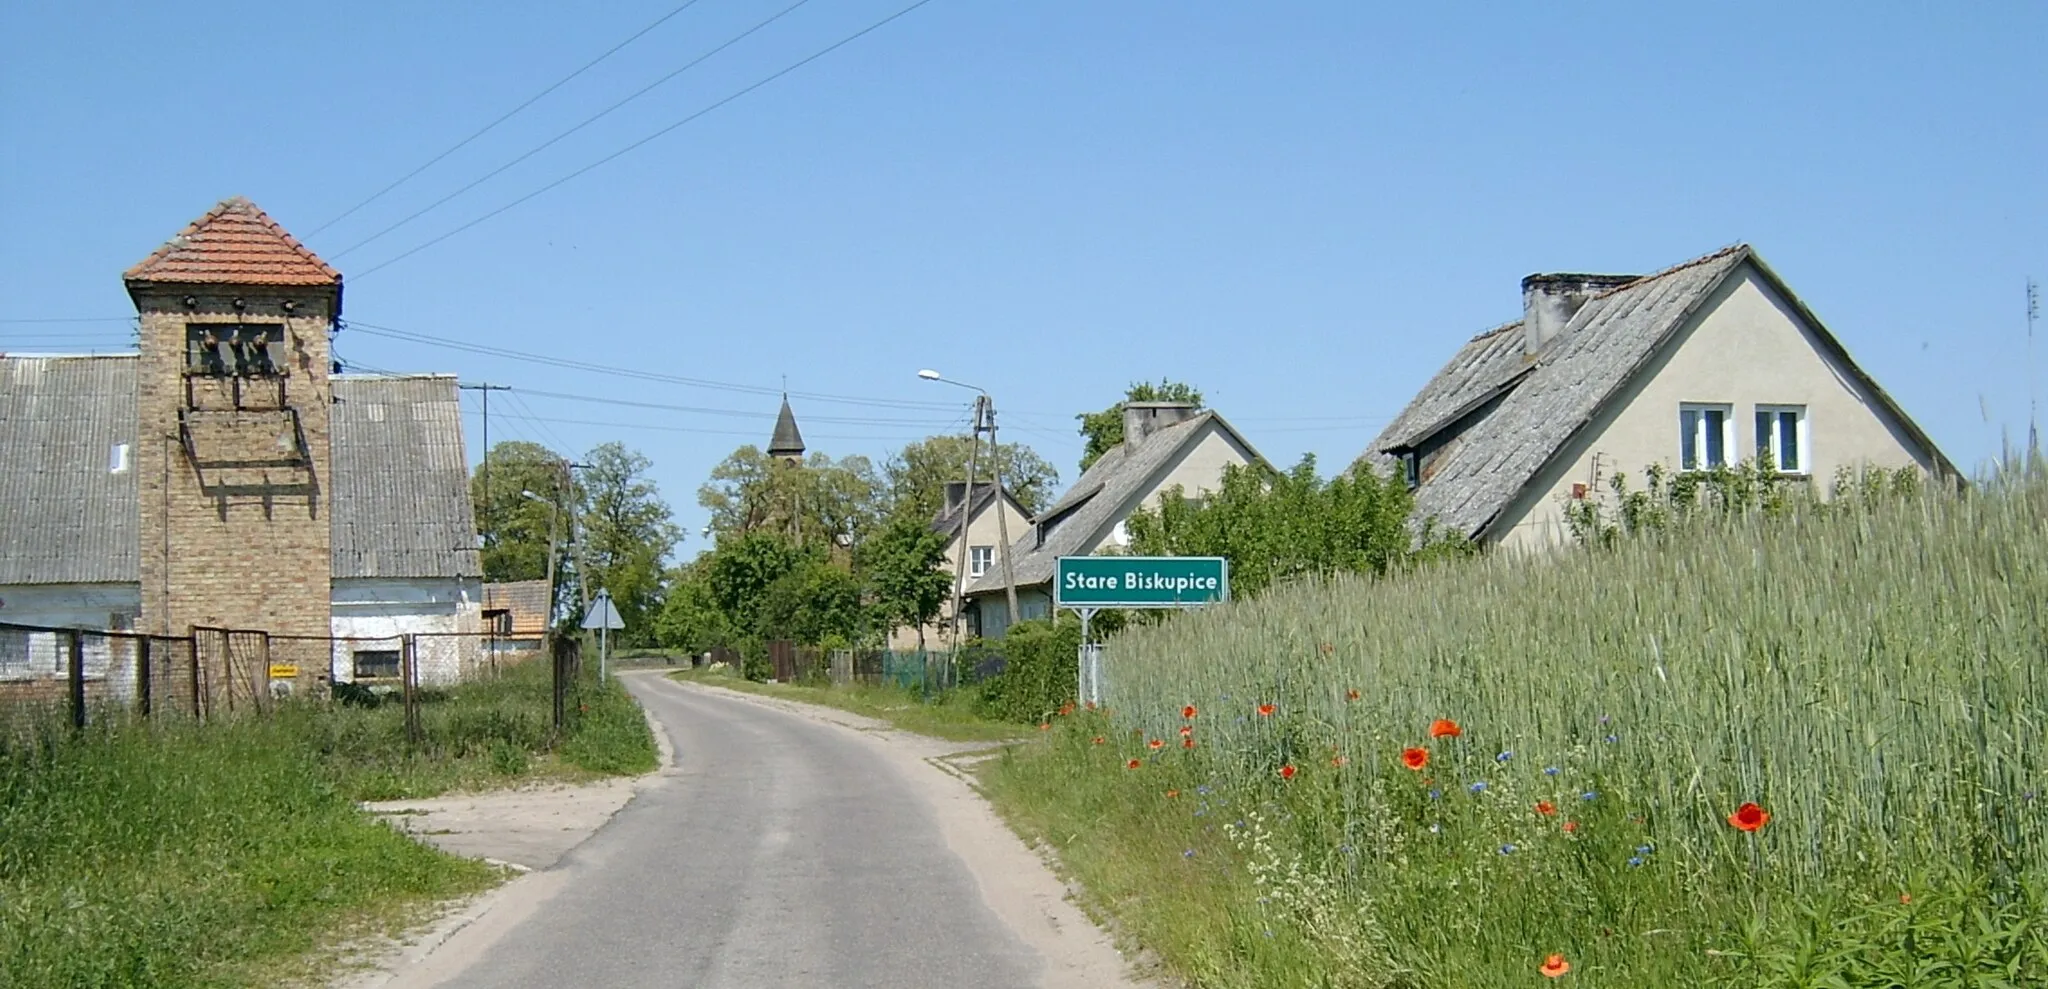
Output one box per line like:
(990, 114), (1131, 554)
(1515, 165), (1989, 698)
(930, 482), (1016, 541)
(331, 375), (483, 579)
(0, 359), (480, 584)
(767, 397), (804, 458)
(0, 356), (139, 583)
(1364, 245), (1958, 539)
(967, 411), (1261, 594)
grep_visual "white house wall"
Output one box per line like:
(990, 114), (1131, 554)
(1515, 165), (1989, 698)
(892, 495), (1033, 650)
(1494, 263), (1935, 551)
(0, 582), (142, 631)
(329, 577), (483, 686)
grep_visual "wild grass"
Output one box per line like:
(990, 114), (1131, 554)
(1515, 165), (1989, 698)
(0, 655), (656, 987)
(982, 479), (2048, 988)
(670, 668), (1029, 743)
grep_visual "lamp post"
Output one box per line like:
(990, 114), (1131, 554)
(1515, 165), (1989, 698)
(917, 370), (1021, 638)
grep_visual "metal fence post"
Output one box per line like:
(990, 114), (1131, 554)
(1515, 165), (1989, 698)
(138, 636), (153, 719)
(68, 630), (86, 729)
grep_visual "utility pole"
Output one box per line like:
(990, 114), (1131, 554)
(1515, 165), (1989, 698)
(947, 408), (983, 648)
(2029, 278), (2040, 456)
(985, 399), (1020, 628)
(564, 460), (592, 618)
(461, 383), (511, 562)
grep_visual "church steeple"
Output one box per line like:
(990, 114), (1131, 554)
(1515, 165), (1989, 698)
(767, 396), (805, 464)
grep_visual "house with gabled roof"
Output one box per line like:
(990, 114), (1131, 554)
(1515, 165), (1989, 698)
(0, 197), (485, 686)
(885, 480), (1031, 650)
(1362, 244), (1959, 550)
(963, 403), (1264, 638)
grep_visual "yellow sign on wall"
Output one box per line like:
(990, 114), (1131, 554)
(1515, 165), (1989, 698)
(268, 664), (299, 679)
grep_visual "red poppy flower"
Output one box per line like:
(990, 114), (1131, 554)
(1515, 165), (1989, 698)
(1278, 764), (1297, 780)
(1125, 759), (1142, 770)
(1037, 723), (1050, 731)
(1179, 725), (1193, 737)
(1401, 747), (1429, 771)
(1346, 688), (1361, 701)
(1727, 802), (1770, 832)
(1182, 737), (1195, 749)
(1900, 892), (1912, 905)
(1534, 801), (1557, 816)
(1084, 701), (1096, 711)
(1540, 954), (1570, 978)
(1429, 718), (1462, 739)
(1182, 704), (1197, 719)
(1058, 703), (1075, 717)
(1165, 789), (1179, 798)
(1319, 642), (1334, 655)
(1148, 739), (1165, 750)
(1258, 703), (1276, 717)
(1562, 820), (1579, 834)
(1331, 755), (1350, 767)
(1092, 736), (1105, 745)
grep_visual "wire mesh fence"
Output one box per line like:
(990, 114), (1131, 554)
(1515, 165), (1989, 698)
(0, 621), (556, 739)
(825, 645), (1010, 695)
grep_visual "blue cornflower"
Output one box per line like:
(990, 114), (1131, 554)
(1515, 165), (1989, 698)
(1580, 791), (1598, 801)
(1627, 856), (1644, 868)
(1605, 734), (1620, 744)
(1635, 844), (1655, 855)
(1196, 784), (1212, 795)
(1498, 843), (1516, 855)
(1339, 844), (1354, 854)
(1193, 809), (1206, 817)
(1496, 751), (1513, 763)
(1428, 789), (1441, 800)
(1183, 849), (1196, 859)
(1544, 766), (1561, 776)
(1469, 781), (1488, 793)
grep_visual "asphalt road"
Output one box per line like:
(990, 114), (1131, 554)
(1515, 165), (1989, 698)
(424, 674), (1061, 989)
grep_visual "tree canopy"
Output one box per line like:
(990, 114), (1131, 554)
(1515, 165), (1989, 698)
(470, 440), (576, 585)
(1076, 380), (1204, 472)
(576, 443), (683, 645)
(697, 446), (883, 549)
(882, 434), (1059, 521)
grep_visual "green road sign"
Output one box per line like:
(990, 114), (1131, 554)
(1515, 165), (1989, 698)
(1055, 556), (1229, 609)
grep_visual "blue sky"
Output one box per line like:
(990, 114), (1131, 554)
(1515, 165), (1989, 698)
(4, 1), (2043, 550)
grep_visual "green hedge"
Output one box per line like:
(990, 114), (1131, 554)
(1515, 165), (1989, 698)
(974, 618), (1082, 724)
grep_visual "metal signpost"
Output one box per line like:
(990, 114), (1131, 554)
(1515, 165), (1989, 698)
(581, 588), (626, 679)
(1054, 556), (1229, 707)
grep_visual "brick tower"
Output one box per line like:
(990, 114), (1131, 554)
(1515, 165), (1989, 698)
(126, 198), (341, 638)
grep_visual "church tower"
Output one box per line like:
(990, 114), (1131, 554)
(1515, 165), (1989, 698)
(126, 197), (341, 638)
(768, 396), (806, 465)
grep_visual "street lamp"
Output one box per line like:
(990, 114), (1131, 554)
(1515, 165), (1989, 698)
(520, 490), (562, 628)
(916, 368), (1021, 640)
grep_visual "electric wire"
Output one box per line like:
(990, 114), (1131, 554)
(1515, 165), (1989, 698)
(350, 0), (941, 278)
(308, 0), (712, 238)
(330, 0), (818, 261)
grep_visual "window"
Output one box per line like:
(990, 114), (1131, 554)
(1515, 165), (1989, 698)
(1400, 451), (1421, 489)
(1679, 403), (1733, 470)
(352, 649), (400, 680)
(1755, 405), (1808, 473)
(186, 323), (284, 377)
(969, 545), (994, 578)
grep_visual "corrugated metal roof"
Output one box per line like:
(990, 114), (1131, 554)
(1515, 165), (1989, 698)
(1364, 247), (1748, 539)
(967, 411), (1263, 594)
(331, 375), (482, 579)
(0, 356), (139, 583)
(0, 360), (479, 584)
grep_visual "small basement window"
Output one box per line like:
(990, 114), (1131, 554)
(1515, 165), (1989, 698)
(1679, 403), (1733, 471)
(352, 649), (401, 680)
(186, 323), (285, 377)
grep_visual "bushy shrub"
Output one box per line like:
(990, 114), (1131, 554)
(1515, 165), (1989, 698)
(974, 618), (1082, 724)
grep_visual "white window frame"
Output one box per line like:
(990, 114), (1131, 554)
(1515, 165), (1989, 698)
(968, 545), (994, 578)
(1679, 403), (1734, 471)
(1754, 404), (1809, 474)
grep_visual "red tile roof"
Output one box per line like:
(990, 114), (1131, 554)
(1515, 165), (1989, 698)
(124, 197), (341, 287)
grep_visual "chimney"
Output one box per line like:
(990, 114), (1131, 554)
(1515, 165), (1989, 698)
(944, 481), (969, 514)
(1520, 273), (1638, 354)
(1121, 401), (1200, 450)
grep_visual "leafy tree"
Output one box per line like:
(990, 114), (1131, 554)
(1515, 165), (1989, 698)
(697, 446), (883, 548)
(1124, 454), (1460, 597)
(857, 513), (954, 650)
(700, 531), (817, 637)
(882, 435), (1059, 521)
(757, 561), (867, 646)
(652, 563), (734, 654)
(1076, 380), (1204, 472)
(470, 440), (577, 584)
(575, 443), (683, 645)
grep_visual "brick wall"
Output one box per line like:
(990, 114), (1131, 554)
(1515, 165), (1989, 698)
(133, 285), (338, 638)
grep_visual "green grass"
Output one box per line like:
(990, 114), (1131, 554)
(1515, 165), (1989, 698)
(669, 669), (1029, 743)
(0, 656), (657, 987)
(980, 481), (2048, 988)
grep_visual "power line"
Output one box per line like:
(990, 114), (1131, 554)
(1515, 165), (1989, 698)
(512, 385), (955, 426)
(0, 316), (134, 325)
(329, 0), (817, 260)
(309, 0), (712, 238)
(351, 0), (941, 278)
(343, 318), (961, 411)
(456, 408), (936, 443)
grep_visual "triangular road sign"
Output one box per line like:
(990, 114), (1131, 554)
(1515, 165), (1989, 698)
(581, 590), (625, 631)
